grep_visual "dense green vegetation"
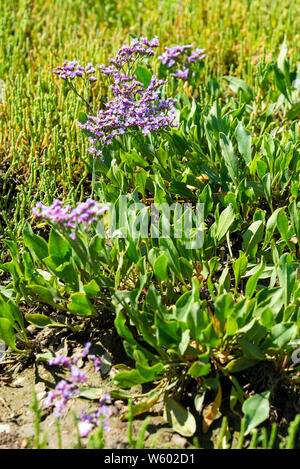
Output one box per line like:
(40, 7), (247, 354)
(0, 0), (299, 448)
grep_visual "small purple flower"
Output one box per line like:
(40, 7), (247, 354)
(107, 37), (159, 70)
(88, 354), (103, 373)
(49, 355), (72, 369)
(71, 365), (86, 384)
(81, 342), (92, 357)
(78, 421), (94, 437)
(98, 64), (118, 76)
(78, 393), (111, 437)
(158, 43), (206, 79)
(87, 146), (103, 158)
(53, 61), (97, 82)
(172, 68), (189, 80)
(44, 379), (78, 418)
(44, 390), (57, 408)
(86, 64), (97, 75)
(140, 36), (159, 48)
(53, 61), (82, 80)
(158, 44), (193, 67)
(187, 48), (206, 63)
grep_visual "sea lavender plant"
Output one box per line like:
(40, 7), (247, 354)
(158, 44), (206, 80)
(32, 199), (108, 240)
(79, 74), (177, 153)
(107, 36), (159, 71)
(53, 61), (98, 113)
(44, 343), (110, 437)
(53, 61), (97, 83)
(79, 37), (177, 154)
(53, 37), (177, 158)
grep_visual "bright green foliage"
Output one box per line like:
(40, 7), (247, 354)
(0, 0), (299, 440)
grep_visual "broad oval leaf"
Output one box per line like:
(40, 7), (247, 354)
(262, 323), (297, 349)
(0, 318), (24, 353)
(242, 220), (264, 255)
(163, 396), (196, 437)
(223, 76), (253, 99)
(49, 229), (71, 263)
(23, 222), (48, 260)
(216, 204), (235, 242)
(25, 313), (65, 328)
(242, 391), (270, 435)
(153, 253), (168, 283)
(235, 122), (252, 165)
(68, 293), (95, 316)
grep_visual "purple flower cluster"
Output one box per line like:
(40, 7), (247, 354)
(44, 343), (110, 437)
(44, 379), (80, 418)
(74, 341), (102, 372)
(78, 37), (177, 152)
(80, 76), (177, 149)
(53, 61), (97, 82)
(32, 199), (108, 240)
(172, 69), (189, 80)
(108, 36), (159, 69)
(158, 44), (206, 80)
(78, 393), (111, 437)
